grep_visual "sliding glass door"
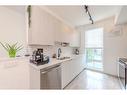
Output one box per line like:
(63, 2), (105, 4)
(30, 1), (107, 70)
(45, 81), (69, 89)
(85, 28), (103, 71)
(85, 48), (103, 70)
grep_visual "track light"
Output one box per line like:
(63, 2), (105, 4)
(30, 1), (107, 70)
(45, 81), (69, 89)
(86, 11), (89, 14)
(84, 5), (94, 24)
(89, 18), (92, 20)
(85, 5), (88, 12)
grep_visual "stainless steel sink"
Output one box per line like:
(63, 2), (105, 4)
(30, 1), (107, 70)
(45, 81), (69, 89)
(57, 57), (71, 60)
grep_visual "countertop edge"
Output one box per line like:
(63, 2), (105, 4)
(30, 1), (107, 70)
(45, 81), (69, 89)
(29, 54), (85, 71)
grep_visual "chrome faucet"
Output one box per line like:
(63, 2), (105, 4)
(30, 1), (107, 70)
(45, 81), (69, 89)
(58, 48), (62, 59)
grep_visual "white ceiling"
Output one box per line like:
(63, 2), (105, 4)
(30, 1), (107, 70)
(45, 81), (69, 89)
(3, 6), (122, 27)
(4, 6), (25, 14)
(115, 6), (127, 25)
(46, 6), (121, 27)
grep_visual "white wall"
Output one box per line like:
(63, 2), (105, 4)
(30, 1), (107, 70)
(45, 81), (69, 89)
(103, 23), (127, 76)
(0, 6), (27, 58)
(77, 17), (127, 76)
(0, 6), (74, 59)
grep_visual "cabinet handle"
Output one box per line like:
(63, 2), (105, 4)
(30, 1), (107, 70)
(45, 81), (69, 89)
(41, 65), (60, 74)
(41, 71), (48, 74)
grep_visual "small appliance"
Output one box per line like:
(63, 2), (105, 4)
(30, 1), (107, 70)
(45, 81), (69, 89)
(30, 48), (49, 66)
(74, 48), (79, 55)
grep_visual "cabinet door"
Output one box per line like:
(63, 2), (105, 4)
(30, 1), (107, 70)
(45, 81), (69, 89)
(61, 56), (86, 88)
(55, 22), (80, 47)
(73, 55), (86, 74)
(61, 60), (73, 88)
(54, 22), (71, 43)
(53, 18), (62, 42)
(0, 60), (29, 89)
(59, 24), (72, 43)
(70, 29), (80, 47)
(69, 56), (86, 81)
(29, 6), (54, 45)
(28, 6), (41, 45)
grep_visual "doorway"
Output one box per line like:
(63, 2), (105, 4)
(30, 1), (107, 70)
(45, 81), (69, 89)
(85, 28), (103, 71)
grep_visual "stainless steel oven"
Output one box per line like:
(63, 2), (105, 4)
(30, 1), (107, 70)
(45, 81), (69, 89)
(118, 58), (127, 89)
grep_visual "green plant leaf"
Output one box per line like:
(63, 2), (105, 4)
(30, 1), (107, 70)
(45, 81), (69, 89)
(16, 45), (23, 51)
(0, 42), (9, 51)
(5, 43), (10, 51)
(0, 42), (23, 58)
(12, 42), (18, 49)
(6, 43), (13, 50)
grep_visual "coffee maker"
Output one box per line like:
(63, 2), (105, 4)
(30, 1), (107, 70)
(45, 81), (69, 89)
(30, 48), (49, 65)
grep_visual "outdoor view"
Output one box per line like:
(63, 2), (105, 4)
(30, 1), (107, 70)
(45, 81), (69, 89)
(86, 48), (103, 70)
(85, 28), (103, 71)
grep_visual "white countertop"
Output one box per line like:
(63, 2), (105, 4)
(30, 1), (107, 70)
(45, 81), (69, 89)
(29, 54), (84, 71)
(0, 54), (84, 70)
(0, 57), (30, 62)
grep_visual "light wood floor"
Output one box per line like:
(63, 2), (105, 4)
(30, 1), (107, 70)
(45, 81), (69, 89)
(65, 69), (121, 89)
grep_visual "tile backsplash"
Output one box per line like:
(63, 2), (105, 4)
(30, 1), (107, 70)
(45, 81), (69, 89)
(28, 45), (74, 58)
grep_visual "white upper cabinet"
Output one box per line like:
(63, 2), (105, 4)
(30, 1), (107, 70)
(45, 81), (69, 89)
(55, 22), (80, 47)
(53, 17), (63, 42)
(61, 23), (73, 43)
(28, 6), (54, 45)
(70, 29), (80, 47)
(28, 6), (80, 47)
(54, 20), (73, 43)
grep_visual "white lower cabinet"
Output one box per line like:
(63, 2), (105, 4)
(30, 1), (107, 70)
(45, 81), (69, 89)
(61, 59), (73, 88)
(61, 55), (86, 89)
(0, 60), (29, 89)
(30, 65), (40, 89)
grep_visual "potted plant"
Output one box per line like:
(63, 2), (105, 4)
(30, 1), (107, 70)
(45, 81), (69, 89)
(0, 42), (23, 58)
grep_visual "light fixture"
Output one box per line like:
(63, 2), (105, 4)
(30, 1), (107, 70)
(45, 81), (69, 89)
(84, 5), (94, 24)
(85, 5), (88, 13)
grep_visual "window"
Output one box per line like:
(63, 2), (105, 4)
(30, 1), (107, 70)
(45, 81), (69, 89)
(85, 28), (103, 71)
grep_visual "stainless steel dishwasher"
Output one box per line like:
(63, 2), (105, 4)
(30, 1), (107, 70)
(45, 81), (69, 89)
(40, 64), (61, 89)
